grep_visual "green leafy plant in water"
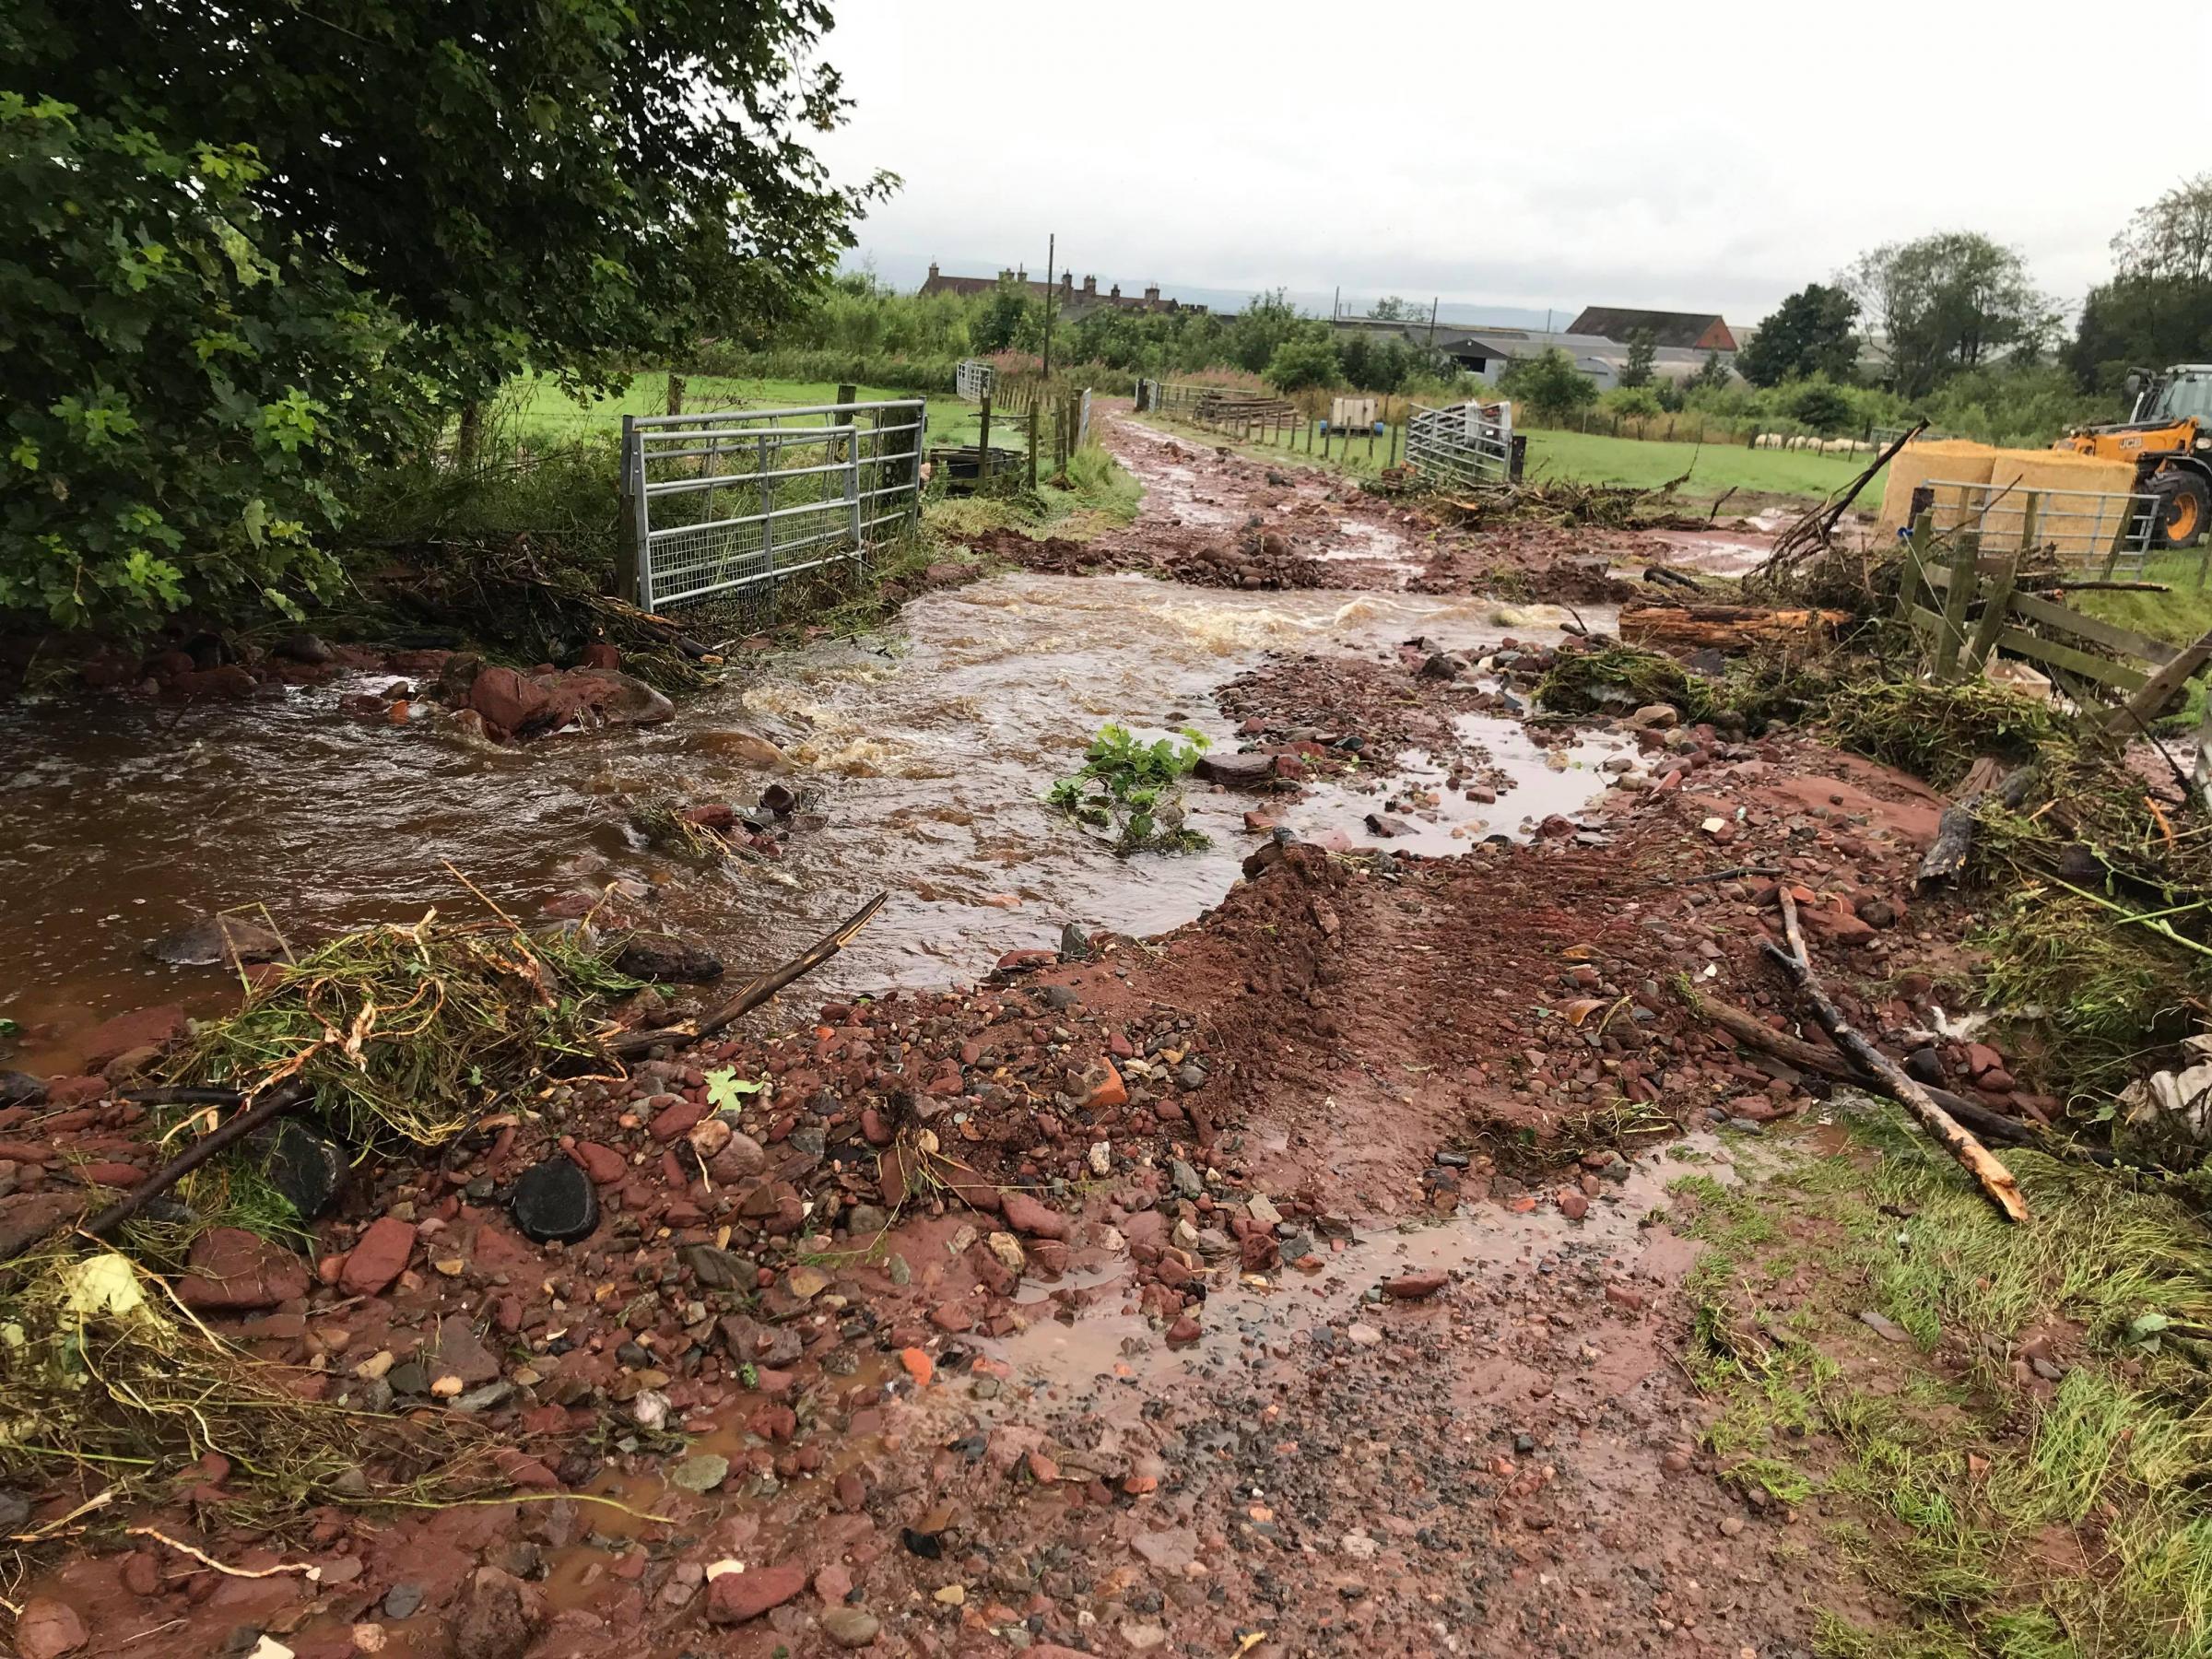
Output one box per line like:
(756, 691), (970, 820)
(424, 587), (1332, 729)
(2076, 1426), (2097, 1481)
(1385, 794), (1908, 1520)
(1048, 724), (1212, 855)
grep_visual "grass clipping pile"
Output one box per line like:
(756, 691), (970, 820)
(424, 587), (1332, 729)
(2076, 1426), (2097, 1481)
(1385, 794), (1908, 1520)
(1, 913), (640, 1547)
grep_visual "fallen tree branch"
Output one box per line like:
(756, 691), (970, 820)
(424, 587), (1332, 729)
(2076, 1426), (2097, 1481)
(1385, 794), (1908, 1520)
(1768, 890), (2029, 1221)
(609, 892), (888, 1060)
(1678, 983), (2107, 1159)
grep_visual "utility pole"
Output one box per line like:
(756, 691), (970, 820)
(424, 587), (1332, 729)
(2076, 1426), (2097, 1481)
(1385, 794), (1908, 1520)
(1042, 232), (1055, 382)
(1429, 296), (1439, 348)
(1333, 285), (1340, 323)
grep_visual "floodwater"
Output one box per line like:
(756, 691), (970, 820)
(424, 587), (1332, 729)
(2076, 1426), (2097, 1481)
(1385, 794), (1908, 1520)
(0, 573), (1619, 1072)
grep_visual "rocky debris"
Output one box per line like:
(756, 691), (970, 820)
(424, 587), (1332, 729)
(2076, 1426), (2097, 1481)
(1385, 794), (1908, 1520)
(510, 1158), (599, 1243)
(13, 1597), (87, 1659)
(175, 1228), (310, 1312)
(820, 1606), (881, 1647)
(76, 1003), (186, 1073)
(693, 728), (790, 769)
(1193, 749), (1277, 788)
(0, 1071), (47, 1108)
(451, 1567), (544, 1659)
(260, 1118), (347, 1219)
(706, 1561), (806, 1624)
(337, 1215), (416, 1296)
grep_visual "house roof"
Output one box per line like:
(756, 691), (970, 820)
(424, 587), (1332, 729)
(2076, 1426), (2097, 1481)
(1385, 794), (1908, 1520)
(1565, 307), (1736, 352)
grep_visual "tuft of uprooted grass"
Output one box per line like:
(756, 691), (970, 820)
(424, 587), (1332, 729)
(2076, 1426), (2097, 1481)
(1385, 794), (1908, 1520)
(164, 912), (637, 1152)
(1673, 1103), (2212, 1657)
(1820, 676), (2063, 791)
(0, 1250), (500, 1526)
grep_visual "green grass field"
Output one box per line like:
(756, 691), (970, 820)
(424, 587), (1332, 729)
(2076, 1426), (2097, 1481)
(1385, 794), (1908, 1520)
(1520, 427), (1881, 504)
(500, 371), (997, 451)
(1136, 409), (1880, 504)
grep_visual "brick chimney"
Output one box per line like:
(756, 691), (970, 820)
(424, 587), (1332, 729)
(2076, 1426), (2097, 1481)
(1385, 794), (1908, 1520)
(998, 267), (1013, 281)
(1143, 284), (1160, 303)
(1082, 275), (1097, 295)
(1110, 283), (1122, 300)
(927, 262), (939, 282)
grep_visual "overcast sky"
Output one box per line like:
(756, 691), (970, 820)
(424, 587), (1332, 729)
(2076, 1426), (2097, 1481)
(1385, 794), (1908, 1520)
(809, 0), (2212, 324)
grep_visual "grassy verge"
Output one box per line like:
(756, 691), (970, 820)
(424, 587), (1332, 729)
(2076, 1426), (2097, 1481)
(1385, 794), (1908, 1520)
(1673, 1108), (2212, 1657)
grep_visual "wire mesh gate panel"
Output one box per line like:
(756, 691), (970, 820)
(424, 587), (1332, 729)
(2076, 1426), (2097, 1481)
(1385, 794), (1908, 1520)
(1406, 400), (1514, 489)
(1922, 478), (2158, 578)
(621, 401), (924, 612)
(955, 359), (994, 402)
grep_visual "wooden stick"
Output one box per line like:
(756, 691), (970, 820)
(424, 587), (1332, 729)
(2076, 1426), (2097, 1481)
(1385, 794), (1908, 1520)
(609, 892), (888, 1060)
(0, 1081), (313, 1266)
(1769, 892), (2028, 1221)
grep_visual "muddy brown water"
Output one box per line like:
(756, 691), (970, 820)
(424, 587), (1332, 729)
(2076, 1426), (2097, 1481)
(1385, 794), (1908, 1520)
(0, 573), (1623, 1073)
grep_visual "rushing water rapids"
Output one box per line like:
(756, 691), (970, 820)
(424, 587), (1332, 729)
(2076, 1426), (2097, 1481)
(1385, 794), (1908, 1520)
(0, 571), (1625, 1072)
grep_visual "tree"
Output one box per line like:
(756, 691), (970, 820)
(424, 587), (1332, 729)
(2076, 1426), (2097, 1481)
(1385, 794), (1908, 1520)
(1846, 233), (2056, 399)
(972, 275), (1037, 354)
(1618, 330), (1657, 389)
(1371, 295), (1409, 321)
(3, 0), (878, 629)
(1788, 380), (1855, 434)
(1265, 335), (1342, 394)
(1737, 283), (1861, 387)
(1227, 291), (1310, 374)
(2070, 174), (2212, 392)
(1499, 348), (1597, 422)
(1694, 351), (1733, 391)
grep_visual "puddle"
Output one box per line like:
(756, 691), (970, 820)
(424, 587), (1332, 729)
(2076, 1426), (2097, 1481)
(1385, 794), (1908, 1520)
(0, 573), (1615, 1071)
(1638, 528), (1775, 578)
(982, 1134), (1742, 1398)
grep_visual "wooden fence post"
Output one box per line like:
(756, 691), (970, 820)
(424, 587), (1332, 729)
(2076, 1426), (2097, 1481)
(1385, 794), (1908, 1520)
(978, 393), (993, 487)
(2018, 490), (2041, 558)
(1894, 510), (1935, 623)
(1933, 530), (1980, 681)
(1963, 552), (2018, 676)
(1027, 411), (1039, 490)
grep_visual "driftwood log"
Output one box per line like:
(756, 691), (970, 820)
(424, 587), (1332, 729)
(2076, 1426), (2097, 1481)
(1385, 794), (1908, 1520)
(1621, 605), (1853, 650)
(1767, 890), (2029, 1221)
(1916, 763), (2036, 888)
(609, 891), (888, 1060)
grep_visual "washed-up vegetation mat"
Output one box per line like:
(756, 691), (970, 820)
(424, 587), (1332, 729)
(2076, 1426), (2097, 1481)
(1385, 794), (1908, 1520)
(373, 534), (715, 694)
(1403, 471), (1709, 531)
(0, 916), (643, 1557)
(163, 912), (639, 1151)
(1533, 638), (1840, 733)
(0, 1250), (500, 1533)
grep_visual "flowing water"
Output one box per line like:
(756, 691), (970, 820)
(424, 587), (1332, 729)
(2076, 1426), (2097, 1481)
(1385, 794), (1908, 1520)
(3, 573), (1619, 1073)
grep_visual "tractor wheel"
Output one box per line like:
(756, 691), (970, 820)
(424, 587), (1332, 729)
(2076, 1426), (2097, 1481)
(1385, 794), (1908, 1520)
(2149, 470), (2210, 549)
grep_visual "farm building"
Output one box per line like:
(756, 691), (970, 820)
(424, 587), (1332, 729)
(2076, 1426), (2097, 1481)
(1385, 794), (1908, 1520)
(1565, 307), (1737, 354)
(918, 264), (1206, 316)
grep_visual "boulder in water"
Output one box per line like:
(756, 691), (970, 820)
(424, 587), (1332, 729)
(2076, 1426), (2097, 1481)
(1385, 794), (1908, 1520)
(147, 913), (288, 968)
(612, 934), (725, 983)
(695, 728), (790, 770)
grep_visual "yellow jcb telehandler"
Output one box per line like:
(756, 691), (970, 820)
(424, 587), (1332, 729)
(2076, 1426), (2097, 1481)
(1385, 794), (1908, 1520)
(2052, 364), (2212, 547)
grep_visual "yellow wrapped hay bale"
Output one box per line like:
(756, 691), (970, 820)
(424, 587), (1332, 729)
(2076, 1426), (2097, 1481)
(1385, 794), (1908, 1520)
(1878, 441), (2142, 560)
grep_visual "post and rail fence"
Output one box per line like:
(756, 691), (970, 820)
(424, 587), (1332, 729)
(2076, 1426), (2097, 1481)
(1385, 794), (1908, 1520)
(618, 399), (925, 613)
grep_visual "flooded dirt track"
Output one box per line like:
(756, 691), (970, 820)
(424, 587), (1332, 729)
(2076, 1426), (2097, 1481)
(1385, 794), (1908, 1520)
(4, 407), (1946, 1659)
(0, 571), (1611, 1073)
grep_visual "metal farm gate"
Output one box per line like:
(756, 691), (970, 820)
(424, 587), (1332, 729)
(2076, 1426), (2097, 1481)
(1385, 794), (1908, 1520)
(1405, 399), (1514, 489)
(620, 400), (925, 612)
(955, 359), (994, 402)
